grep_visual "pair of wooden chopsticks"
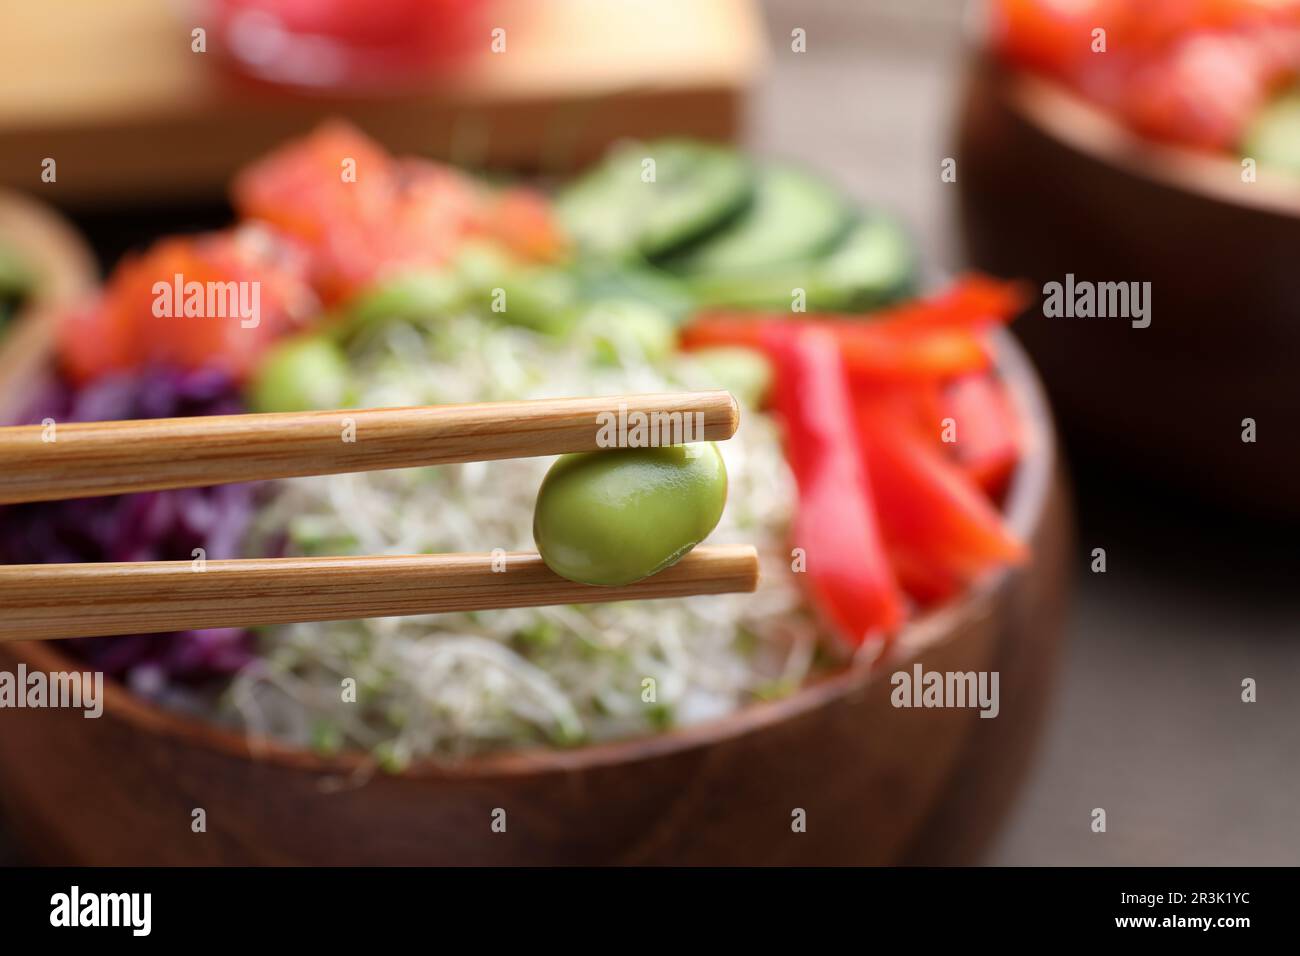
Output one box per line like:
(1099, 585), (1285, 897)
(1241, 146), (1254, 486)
(0, 391), (757, 642)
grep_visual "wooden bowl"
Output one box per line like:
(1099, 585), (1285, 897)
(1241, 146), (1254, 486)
(956, 55), (1300, 517)
(0, 197), (1072, 866)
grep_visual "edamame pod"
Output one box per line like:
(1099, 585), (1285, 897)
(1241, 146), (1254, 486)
(248, 336), (353, 412)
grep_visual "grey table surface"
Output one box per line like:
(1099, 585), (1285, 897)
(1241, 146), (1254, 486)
(2, 0), (1295, 867)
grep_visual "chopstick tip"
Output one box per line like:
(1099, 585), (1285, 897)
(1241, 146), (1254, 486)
(724, 390), (740, 440)
(730, 543), (760, 592)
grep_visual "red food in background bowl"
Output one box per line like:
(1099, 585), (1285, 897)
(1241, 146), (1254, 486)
(207, 0), (488, 90)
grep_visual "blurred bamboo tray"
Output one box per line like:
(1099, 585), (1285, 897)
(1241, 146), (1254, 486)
(0, 0), (765, 205)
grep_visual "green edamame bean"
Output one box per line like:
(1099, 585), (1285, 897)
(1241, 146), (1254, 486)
(453, 243), (580, 335)
(344, 271), (463, 332)
(685, 346), (772, 408)
(248, 336), (352, 412)
(493, 267), (581, 335)
(533, 442), (728, 586)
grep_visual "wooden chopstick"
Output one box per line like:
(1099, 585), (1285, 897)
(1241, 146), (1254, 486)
(0, 390), (739, 504)
(0, 545), (760, 642)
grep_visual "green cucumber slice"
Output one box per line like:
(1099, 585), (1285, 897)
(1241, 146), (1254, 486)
(573, 263), (697, 325)
(556, 139), (754, 260)
(685, 215), (916, 312)
(662, 164), (852, 274)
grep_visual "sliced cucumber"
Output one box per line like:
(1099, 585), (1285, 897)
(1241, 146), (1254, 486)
(556, 139), (754, 260)
(685, 215), (916, 312)
(573, 262), (697, 325)
(1243, 91), (1300, 176)
(661, 164), (852, 274)
(813, 215), (916, 309)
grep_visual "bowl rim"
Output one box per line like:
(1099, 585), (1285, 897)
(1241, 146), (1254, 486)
(974, 56), (1300, 218)
(0, 192), (1058, 782)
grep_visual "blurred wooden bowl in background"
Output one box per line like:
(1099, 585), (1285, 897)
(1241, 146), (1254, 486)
(957, 56), (1300, 519)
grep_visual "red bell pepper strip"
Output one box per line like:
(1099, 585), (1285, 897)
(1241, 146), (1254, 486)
(682, 316), (990, 382)
(866, 274), (1028, 334)
(848, 378), (947, 442)
(682, 276), (1025, 383)
(688, 274), (1025, 336)
(883, 543), (965, 606)
(943, 373), (1022, 499)
(765, 327), (905, 648)
(848, 370), (1021, 500)
(857, 400), (1027, 604)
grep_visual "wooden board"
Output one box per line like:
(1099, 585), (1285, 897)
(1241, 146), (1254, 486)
(0, 0), (765, 206)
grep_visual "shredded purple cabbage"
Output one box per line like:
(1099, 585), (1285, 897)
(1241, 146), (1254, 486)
(0, 367), (261, 683)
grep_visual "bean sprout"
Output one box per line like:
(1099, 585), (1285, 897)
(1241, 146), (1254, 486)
(227, 310), (816, 765)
